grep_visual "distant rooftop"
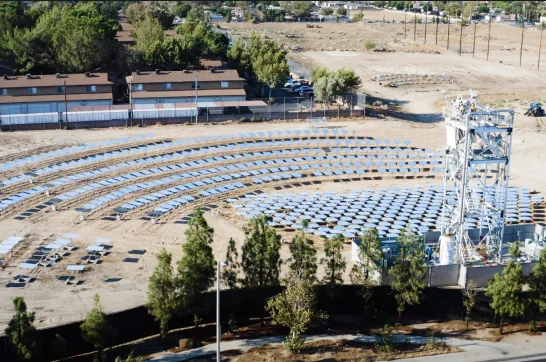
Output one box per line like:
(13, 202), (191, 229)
(128, 69), (243, 84)
(0, 73), (112, 88)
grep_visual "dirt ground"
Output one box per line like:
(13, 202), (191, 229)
(183, 339), (459, 362)
(0, 119), (445, 332)
(0, 8), (545, 334)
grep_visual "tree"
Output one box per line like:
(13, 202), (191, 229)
(253, 42), (290, 98)
(320, 234), (347, 285)
(133, 15), (164, 54)
(241, 214), (282, 288)
(509, 243), (521, 258)
(222, 238), (240, 289)
(336, 7), (348, 16)
(126, 2), (173, 29)
(313, 71), (345, 109)
(3, 2), (117, 73)
(177, 207), (216, 314)
(311, 66), (328, 82)
(115, 351), (144, 362)
(530, 247), (546, 312)
(227, 38), (253, 73)
(172, 3), (191, 18)
(266, 273), (327, 353)
(389, 229), (426, 322)
(5, 297), (39, 360)
(80, 294), (114, 361)
(486, 261), (527, 334)
(462, 281), (478, 331)
(336, 68), (363, 93)
(290, 1), (312, 18)
(176, 19), (229, 60)
(186, 7), (209, 21)
(349, 228), (383, 310)
(289, 219), (317, 282)
(126, 3), (148, 24)
(147, 249), (177, 338)
(477, 5), (490, 14)
(147, 3), (174, 29)
(321, 7), (334, 16)
(352, 13), (364, 22)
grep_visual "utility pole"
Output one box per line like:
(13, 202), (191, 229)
(459, 4), (464, 55)
(216, 261), (221, 362)
(486, 12), (492, 60)
(404, 11), (408, 39)
(63, 80), (69, 130)
(435, 16), (439, 45)
(447, 16), (451, 50)
(520, 6), (525, 66)
(472, 11), (477, 57)
(424, 12), (428, 44)
(539, 5), (544, 71)
(414, 12), (417, 41)
(194, 76), (198, 123)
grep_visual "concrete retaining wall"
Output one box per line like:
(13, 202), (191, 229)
(461, 262), (537, 288)
(429, 264), (460, 286)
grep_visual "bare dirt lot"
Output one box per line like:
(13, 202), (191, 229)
(0, 8), (545, 334)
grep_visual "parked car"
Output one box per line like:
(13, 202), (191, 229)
(293, 84), (310, 93)
(301, 90), (314, 98)
(298, 86), (314, 96)
(287, 82), (303, 90)
(284, 79), (298, 87)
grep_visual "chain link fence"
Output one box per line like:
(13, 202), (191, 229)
(0, 95), (366, 131)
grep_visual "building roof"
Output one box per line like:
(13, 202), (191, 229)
(164, 30), (180, 38)
(0, 93), (113, 104)
(0, 73), (112, 89)
(116, 31), (135, 43)
(131, 88), (246, 99)
(120, 22), (135, 31)
(128, 69), (243, 84)
(201, 60), (223, 68)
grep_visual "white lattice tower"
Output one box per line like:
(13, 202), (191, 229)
(439, 90), (514, 265)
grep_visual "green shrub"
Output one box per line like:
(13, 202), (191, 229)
(352, 13), (363, 22)
(365, 40), (376, 50)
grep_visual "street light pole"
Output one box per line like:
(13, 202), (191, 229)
(195, 76), (199, 124)
(217, 261), (226, 362)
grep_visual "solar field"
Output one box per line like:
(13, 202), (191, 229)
(0, 120), (542, 330)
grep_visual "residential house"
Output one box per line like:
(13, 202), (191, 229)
(127, 69), (246, 105)
(0, 73), (114, 115)
(116, 21), (135, 45)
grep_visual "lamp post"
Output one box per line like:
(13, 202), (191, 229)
(217, 261), (227, 361)
(195, 76), (199, 124)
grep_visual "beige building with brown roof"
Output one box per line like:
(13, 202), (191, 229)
(127, 69), (246, 105)
(0, 73), (113, 115)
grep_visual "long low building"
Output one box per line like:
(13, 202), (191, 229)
(127, 69), (246, 105)
(0, 73), (113, 115)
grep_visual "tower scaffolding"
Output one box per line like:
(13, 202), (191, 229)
(439, 90), (514, 265)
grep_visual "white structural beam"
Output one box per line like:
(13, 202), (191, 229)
(439, 91), (514, 265)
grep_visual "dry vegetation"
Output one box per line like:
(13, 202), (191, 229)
(184, 339), (460, 362)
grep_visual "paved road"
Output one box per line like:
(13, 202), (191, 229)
(148, 333), (546, 362)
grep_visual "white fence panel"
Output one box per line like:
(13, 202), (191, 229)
(133, 108), (196, 119)
(0, 113), (59, 125)
(307, 117), (328, 127)
(62, 110), (129, 122)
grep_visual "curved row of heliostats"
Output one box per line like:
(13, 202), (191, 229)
(228, 186), (542, 240)
(74, 152), (442, 217)
(0, 134), (155, 174)
(0, 131), (440, 218)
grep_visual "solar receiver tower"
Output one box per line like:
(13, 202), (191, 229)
(439, 90), (514, 265)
